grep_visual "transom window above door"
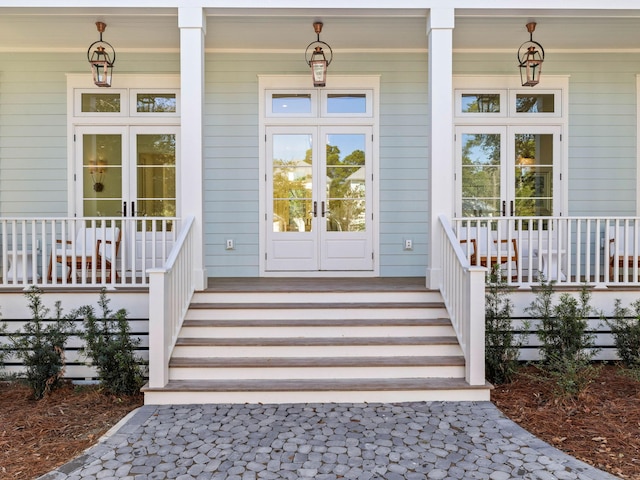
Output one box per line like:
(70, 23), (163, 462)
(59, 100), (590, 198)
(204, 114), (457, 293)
(455, 89), (562, 118)
(74, 89), (180, 117)
(266, 90), (373, 118)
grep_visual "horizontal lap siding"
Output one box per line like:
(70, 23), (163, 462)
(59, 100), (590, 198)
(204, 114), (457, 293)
(0, 52), (179, 217)
(204, 52), (430, 277)
(454, 51), (639, 218)
(562, 53), (638, 216)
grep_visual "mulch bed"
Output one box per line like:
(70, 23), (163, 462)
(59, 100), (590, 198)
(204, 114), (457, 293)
(0, 381), (143, 480)
(1, 366), (639, 479)
(492, 364), (640, 479)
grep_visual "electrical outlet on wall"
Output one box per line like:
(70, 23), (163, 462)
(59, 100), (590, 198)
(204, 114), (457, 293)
(226, 239), (234, 250)
(404, 239), (413, 250)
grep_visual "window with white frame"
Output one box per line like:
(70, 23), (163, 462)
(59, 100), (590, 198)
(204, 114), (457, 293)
(454, 76), (568, 218)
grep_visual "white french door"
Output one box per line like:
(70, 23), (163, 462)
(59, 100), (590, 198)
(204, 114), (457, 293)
(75, 125), (178, 218)
(266, 125), (373, 271)
(455, 125), (562, 217)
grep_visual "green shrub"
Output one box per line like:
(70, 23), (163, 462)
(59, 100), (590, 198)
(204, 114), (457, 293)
(79, 289), (146, 395)
(485, 265), (528, 384)
(0, 316), (8, 378)
(606, 299), (640, 369)
(526, 279), (600, 398)
(10, 287), (75, 399)
(527, 280), (598, 364)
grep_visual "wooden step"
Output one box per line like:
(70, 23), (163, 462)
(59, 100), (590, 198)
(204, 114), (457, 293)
(168, 355), (466, 380)
(180, 319), (454, 338)
(189, 302), (445, 309)
(169, 355), (465, 368)
(142, 378), (492, 404)
(175, 336), (458, 347)
(181, 317), (451, 327)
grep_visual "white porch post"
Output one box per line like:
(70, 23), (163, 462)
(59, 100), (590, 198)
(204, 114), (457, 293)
(179, 7), (207, 290)
(426, 8), (455, 289)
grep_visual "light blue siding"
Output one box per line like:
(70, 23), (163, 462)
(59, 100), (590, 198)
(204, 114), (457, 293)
(204, 52), (430, 277)
(0, 52), (179, 217)
(0, 49), (637, 279)
(454, 51), (639, 217)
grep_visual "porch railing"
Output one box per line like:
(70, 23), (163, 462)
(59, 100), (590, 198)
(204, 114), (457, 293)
(0, 217), (179, 288)
(453, 216), (640, 286)
(439, 214), (486, 386)
(147, 216), (196, 388)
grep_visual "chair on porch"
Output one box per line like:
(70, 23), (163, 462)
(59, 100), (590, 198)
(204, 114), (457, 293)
(458, 226), (519, 278)
(609, 224), (640, 281)
(47, 226), (121, 283)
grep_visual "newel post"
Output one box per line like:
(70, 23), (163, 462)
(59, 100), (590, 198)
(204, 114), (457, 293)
(466, 267), (486, 385)
(148, 268), (169, 388)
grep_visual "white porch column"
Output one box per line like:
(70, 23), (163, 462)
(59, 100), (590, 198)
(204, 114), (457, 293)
(426, 8), (455, 290)
(179, 7), (207, 290)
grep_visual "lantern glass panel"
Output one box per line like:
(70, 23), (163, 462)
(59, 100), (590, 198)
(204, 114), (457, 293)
(311, 60), (327, 86)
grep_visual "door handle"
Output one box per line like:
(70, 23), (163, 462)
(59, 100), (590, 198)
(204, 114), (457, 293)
(510, 201), (514, 216)
(312, 201), (317, 217)
(123, 202), (127, 217)
(322, 201), (329, 217)
(502, 201), (506, 217)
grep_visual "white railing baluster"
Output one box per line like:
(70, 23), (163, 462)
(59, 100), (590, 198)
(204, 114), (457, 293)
(0, 216), (179, 289)
(450, 215), (640, 287)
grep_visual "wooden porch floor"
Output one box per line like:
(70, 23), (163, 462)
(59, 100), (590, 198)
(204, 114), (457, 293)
(205, 277), (429, 292)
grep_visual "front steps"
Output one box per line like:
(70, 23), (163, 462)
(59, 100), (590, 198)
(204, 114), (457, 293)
(143, 285), (490, 404)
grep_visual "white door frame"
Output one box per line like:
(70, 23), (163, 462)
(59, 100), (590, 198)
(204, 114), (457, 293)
(258, 75), (380, 277)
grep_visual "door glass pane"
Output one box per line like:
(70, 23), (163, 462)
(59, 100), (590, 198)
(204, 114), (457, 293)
(461, 133), (501, 217)
(325, 134), (366, 232)
(461, 94), (500, 113)
(516, 94), (555, 113)
(272, 134), (313, 232)
(136, 134), (176, 217)
(82, 134), (122, 216)
(81, 93), (121, 113)
(514, 133), (553, 216)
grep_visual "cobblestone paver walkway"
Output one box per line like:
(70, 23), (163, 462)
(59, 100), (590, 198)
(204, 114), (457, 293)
(40, 402), (620, 480)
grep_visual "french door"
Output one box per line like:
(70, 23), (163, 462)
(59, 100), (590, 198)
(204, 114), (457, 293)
(455, 125), (562, 218)
(75, 125), (178, 218)
(266, 125), (373, 271)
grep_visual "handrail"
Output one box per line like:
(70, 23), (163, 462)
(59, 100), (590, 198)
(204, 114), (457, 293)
(439, 214), (486, 386)
(147, 216), (196, 388)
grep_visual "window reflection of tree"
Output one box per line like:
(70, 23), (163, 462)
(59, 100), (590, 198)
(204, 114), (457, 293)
(461, 133), (501, 217)
(326, 144), (366, 232)
(272, 157), (311, 232)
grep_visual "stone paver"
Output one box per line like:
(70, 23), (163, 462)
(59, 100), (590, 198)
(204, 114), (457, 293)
(38, 402), (620, 480)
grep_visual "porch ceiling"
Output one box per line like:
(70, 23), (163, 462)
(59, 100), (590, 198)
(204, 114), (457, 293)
(0, 8), (639, 52)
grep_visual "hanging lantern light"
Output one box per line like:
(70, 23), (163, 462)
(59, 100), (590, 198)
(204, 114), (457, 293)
(517, 22), (544, 87)
(87, 22), (116, 87)
(305, 22), (333, 87)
